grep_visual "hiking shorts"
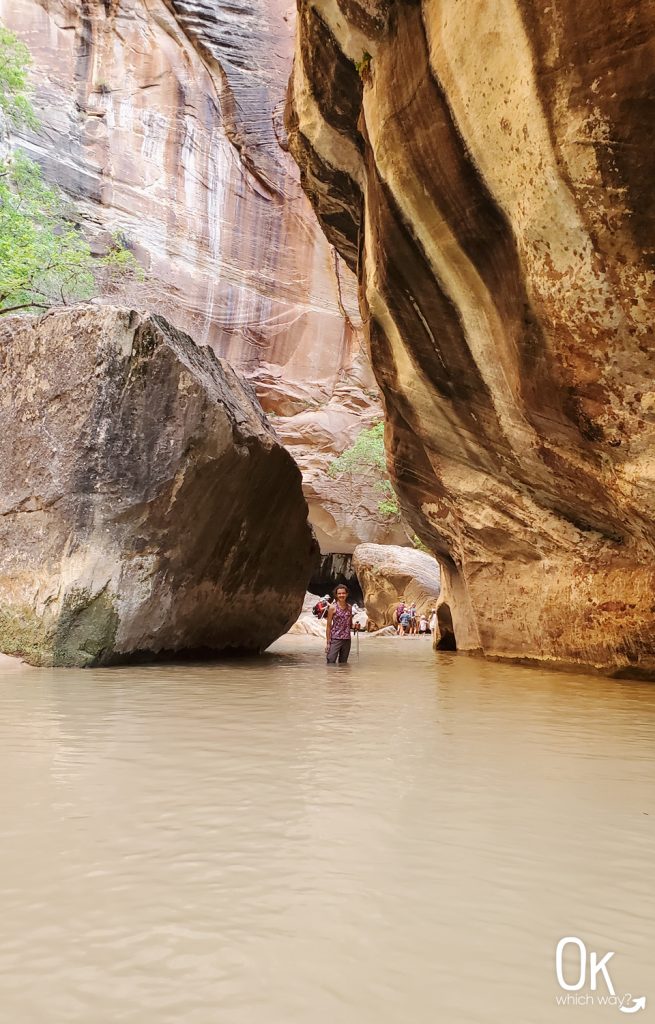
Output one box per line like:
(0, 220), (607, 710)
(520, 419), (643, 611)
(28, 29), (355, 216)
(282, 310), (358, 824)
(326, 638), (351, 664)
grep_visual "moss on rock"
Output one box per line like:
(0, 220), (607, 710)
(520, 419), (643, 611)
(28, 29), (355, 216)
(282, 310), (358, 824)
(0, 604), (53, 667)
(53, 588), (120, 667)
(0, 589), (120, 667)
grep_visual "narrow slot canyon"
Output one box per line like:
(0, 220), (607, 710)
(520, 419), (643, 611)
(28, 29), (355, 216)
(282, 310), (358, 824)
(0, 3), (654, 1021)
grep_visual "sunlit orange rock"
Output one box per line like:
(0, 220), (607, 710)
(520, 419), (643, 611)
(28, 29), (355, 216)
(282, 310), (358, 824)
(287, 0), (655, 676)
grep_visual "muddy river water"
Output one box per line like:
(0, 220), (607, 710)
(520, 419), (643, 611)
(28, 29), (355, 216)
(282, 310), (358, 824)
(1, 635), (654, 1023)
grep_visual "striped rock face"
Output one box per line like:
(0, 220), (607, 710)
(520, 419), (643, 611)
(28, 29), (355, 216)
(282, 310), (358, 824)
(286, 0), (655, 676)
(0, 0), (405, 552)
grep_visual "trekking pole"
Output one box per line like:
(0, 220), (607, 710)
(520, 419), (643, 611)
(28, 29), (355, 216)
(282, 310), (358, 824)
(356, 629), (360, 659)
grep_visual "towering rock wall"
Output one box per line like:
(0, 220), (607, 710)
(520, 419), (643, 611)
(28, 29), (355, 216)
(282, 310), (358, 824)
(287, 0), (655, 676)
(1, 0), (338, 363)
(0, 0), (401, 551)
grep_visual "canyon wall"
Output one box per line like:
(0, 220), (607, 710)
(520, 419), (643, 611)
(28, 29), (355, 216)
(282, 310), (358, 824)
(287, 0), (655, 676)
(0, 0), (404, 551)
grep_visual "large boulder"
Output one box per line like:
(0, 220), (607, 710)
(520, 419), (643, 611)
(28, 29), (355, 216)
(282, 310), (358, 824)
(0, 306), (318, 666)
(353, 544), (441, 630)
(288, 0), (655, 677)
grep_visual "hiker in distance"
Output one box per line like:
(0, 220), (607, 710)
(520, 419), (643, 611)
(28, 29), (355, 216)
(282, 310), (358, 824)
(325, 584), (353, 664)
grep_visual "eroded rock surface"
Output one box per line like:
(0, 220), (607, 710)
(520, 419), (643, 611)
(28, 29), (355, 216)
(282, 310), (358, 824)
(0, 0), (395, 552)
(309, 552), (363, 602)
(256, 351), (405, 551)
(288, 0), (655, 675)
(0, 306), (318, 666)
(353, 545), (441, 631)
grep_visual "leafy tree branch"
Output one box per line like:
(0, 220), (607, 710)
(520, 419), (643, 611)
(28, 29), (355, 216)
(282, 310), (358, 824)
(0, 23), (141, 316)
(328, 422), (401, 522)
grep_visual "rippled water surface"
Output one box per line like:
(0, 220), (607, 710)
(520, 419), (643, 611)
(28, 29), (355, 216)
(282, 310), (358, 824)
(1, 636), (654, 1023)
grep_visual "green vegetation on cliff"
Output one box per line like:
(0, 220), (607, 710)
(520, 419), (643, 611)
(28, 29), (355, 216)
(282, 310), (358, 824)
(0, 25), (37, 129)
(0, 24), (139, 315)
(329, 421), (401, 521)
(0, 586), (119, 667)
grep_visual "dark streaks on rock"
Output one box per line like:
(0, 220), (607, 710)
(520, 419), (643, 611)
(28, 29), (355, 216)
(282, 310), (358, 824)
(0, 306), (319, 667)
(287, 0), (655, 676)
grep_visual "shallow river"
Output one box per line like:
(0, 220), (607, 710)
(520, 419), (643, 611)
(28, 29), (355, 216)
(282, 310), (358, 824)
(1, 636), (654, 1023)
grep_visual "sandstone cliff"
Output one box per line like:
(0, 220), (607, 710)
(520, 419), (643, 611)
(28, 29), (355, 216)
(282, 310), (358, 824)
(287, 0), (655, 676)
(0, 306), (318, 666)
(0, 0), (397, 551)
(353, 544), (440, 631)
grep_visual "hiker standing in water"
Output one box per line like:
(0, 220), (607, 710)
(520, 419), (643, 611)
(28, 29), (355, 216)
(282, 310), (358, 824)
(325, 585), (353, 664)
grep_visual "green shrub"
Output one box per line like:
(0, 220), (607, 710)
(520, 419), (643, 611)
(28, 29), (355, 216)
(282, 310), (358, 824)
(329, 421), (400, 521)
(354, 51), (372, 79)
(329, 421), (386, 476)
(0, 25), (38, 129)
(0, 23), (140, 314)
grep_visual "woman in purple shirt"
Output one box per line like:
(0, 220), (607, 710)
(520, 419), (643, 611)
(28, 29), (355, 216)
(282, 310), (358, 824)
(325, 585), (353, 664)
